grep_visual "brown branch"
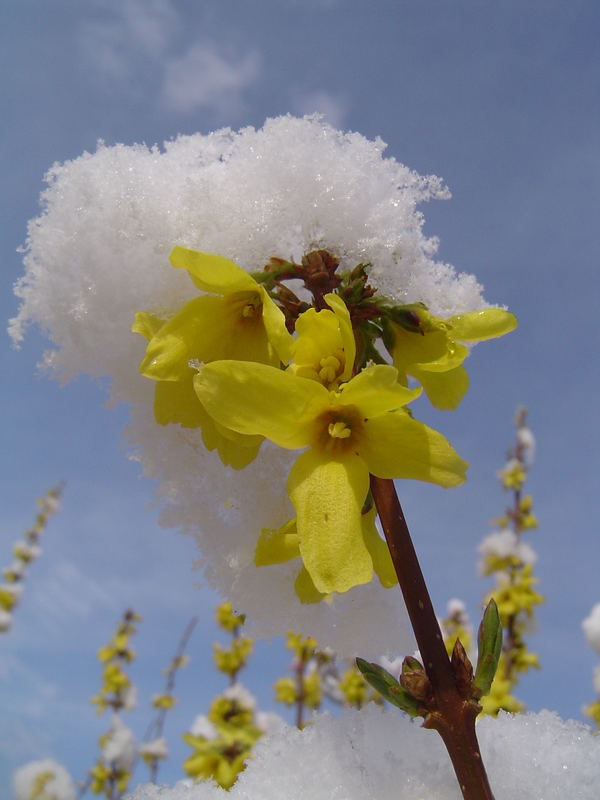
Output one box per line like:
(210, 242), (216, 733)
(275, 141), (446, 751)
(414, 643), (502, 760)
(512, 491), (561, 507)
(294, 658), (306, 730)
(369, 475), (495, 800)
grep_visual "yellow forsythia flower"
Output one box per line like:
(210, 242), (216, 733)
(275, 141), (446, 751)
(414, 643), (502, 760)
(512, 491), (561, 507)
(133, 247), (293, 469)
(195, 356), (466, 596)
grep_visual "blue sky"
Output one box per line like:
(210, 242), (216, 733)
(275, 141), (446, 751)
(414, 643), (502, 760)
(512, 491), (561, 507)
(1, 0), (599, 792)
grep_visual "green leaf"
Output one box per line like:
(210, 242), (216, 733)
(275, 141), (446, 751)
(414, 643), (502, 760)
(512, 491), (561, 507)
(473, 599), (503, 698)
(355, 658), (422, 717)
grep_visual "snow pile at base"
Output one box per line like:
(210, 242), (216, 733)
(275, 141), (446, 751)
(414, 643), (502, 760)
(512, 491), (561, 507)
(128, 705), (600, 800)
(11, 115), (492, 654)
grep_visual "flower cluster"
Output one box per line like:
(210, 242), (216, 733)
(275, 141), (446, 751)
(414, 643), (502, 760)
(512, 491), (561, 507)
(275, 631), (384, 717)
(183, 602), (266, 789)
(136, 247), (515, 607)
(478, 408), (543, 715)
(212, 602), (253, 681)
(274, 632), (323, 728)
(89, 610), (140, 797)
(0, 485), (62, 633)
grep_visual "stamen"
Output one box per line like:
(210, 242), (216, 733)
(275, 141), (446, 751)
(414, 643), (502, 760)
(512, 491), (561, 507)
(318, 355), (342, 384)
(328, 421), (352, 439)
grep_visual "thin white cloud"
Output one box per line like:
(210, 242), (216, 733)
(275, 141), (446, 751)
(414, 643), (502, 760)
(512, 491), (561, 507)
(79, 3), (260, 118)
(0, 653), (58, 718)
(30, 558), (118, 625)
(291, 90), (349, 128)
(119, 0), (176, 55)
(161, 43), (261, 116)
(0, 715), (53, 761)
(79, 0), (178, 83)
(0, 652), (94, 761)
(25, 551), (211, 641)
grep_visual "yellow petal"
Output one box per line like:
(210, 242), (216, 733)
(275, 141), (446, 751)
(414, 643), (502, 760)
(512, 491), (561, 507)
(170, 246), (257, 294)
(411, 365), (470, 410)
(359, 411), (468, 487)
(139, 295), (233, 380)
(219, 293), (275, 364)
(287, 450), (372, 594)
(154, 373), (207, 427)
(132, 311), (166, 341)
(448, 309), (518, 341)
(391, 325), (449, 369)
(154, 379), (261, 469)
(140, 292), (280, 379)
(324, 293), (356, 381)
(291, 308), (343, 381)
(337, 365), (421, 416)
(194, 360), (327, 449)
(204, 420), (263, 470)
(259, 288), (294, 364)
(361, 507), (398, 588)
(254, 519), (300, 565)
(412, 340), (469, 372)
(294, 567), (327, 604)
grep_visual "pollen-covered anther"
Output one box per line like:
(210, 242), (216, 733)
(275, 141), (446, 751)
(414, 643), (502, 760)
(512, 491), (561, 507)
(328, 420), (352, 439)
(241, 302), (259, 319)
(318, 354), (343, 384)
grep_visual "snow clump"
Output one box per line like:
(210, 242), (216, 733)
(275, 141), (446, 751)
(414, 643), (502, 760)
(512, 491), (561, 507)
(13, 758), (76, 800)
(11, 115), (494, 656)
(582, 603), (600, 654)
(127, 705), (600, 800)
(478, 529), (537, 574)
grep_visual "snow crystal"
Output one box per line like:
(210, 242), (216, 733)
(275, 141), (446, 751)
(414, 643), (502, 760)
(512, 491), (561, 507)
(593, 665), (600, 695)
(1, 582), (25, 603)
(582, 603), (600, 654)
(516, 426), (536, 463)
(446, 597), (467, 619)
(13, 758), (76, 800)
(478, 529), (536, 574)
(189, 715), (217, 739)
(123, 684), (138, 711)
(102, 715), (137, 772)
(139, 737), (169, 760)
(223, 684), (256, 711)
(255, 711), (287, 735)
(127, 705), (600, 800)
(378, 654), (403, 678)
(0, 609), (12, 631)
(11, 115), (498, 654)
(12, 542), (42, 562)
(6, 560), (27, 579)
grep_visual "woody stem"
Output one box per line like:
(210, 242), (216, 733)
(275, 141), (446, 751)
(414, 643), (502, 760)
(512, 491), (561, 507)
(369, 475), (495, 800)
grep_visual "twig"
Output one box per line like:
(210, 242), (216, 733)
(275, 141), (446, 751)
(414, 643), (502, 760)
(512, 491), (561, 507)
(370, 476), (494, 800)
(143, 616), (198, 783)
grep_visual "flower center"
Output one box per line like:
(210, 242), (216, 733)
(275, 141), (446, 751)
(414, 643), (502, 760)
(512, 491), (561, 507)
(328, 420), (351, 439)
(314, 405), (362, 455)
(229, 291), (263, 327)
(241, 302), (258, 319)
